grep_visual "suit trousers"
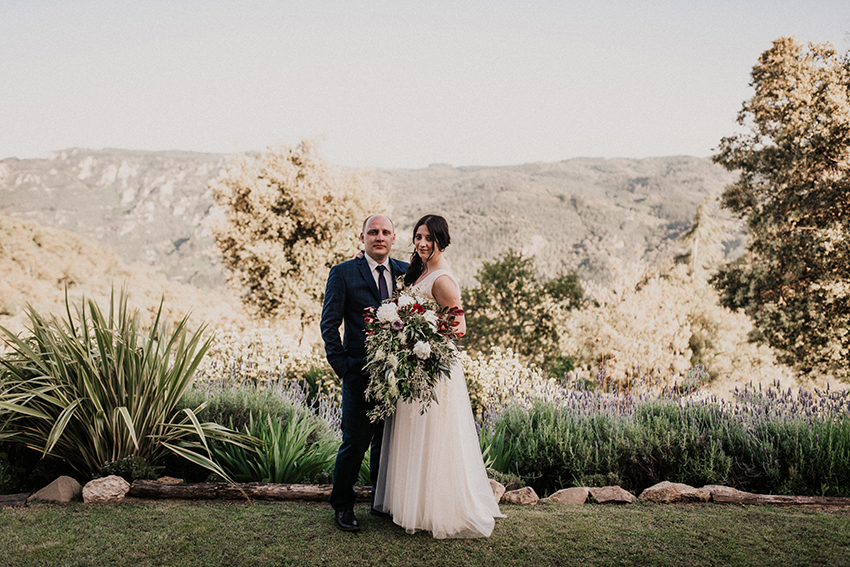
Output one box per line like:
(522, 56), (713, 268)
(328, 368), (384, 511)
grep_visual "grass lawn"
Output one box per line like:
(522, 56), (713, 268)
(1, 500), (849, 567)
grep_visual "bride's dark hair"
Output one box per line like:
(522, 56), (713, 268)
(404, 214), (451, 286)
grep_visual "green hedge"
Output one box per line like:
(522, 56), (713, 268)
(480, 382), (850, 497)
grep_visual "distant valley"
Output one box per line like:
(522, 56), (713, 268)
(0, 148), (741, 290)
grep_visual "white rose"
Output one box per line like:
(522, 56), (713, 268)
(397, 294), (415, 308)
(423, 310), (439, 331)
(377, 303), (399, 323)
(413, 341), (432, 360)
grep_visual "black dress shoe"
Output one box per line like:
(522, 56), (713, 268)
(335, 509), (359, 532)
(370, 506), (391, 519)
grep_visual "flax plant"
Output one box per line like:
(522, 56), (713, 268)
(214, 409), (338, 484)
(0, 289), (258, 480)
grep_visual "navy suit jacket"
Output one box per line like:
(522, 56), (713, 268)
(320, 256), (409, 379)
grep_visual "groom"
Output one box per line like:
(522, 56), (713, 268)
(320, 214), (408, 532)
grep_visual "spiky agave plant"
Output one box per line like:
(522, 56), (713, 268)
(0, 288), (258, 480)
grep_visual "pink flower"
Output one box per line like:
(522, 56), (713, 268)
(391, 318), (404, 331)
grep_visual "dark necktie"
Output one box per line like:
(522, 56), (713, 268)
(376, 265), (390, 300)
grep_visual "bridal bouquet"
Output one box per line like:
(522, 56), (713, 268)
(363, 290), (463, 423)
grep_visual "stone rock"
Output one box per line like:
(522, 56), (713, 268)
(83, 475), (130, 504)
(588, 486), (636, 504)
(489, 479), (506, 503)
(639, 481), (710, 504)
(702, 485), (750, 500)
(502, 486), (539, 505)
(27, 476), (82, 504)
(547, 487), (589, 504)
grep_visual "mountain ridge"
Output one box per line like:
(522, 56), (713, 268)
(0, 148), (741, 289)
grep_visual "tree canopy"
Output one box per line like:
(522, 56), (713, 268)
(208, 142), (384, 331)
(461, 249), (583, 370)
(712, 37), (850, 379)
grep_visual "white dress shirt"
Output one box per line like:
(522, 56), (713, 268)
(364, 253), (392, 295)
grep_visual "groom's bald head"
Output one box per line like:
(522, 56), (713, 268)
(362, 214), (394, 233)
(360, 214), (396, 263)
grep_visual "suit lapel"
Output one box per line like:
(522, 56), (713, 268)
(357, 257), (381, 302)
(389, 259), (402, 293)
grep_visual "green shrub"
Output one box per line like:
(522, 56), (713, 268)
(0, 289), (259, 481)
(213, 409), (337, 484)
(99, 455), (158, 483)
(182, 381), (362, 485)
(479, 382), (850, 497)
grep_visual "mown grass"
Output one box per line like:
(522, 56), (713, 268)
(2, 500), (848, 567)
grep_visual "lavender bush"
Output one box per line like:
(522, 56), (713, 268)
(479, 373), (850, 497)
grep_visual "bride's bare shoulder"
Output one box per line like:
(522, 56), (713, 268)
(431, 272), (460, 297)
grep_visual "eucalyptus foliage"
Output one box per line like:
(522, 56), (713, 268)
(0, 290), (258, 479)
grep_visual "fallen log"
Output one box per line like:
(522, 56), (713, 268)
(712, 492), (850, 508)
(129, 480), (372, 502)
(0, 493), (30, 508)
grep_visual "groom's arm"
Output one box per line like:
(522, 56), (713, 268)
(321, 264), (349, 379)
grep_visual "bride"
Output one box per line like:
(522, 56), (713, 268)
(373, 214), (505, 539)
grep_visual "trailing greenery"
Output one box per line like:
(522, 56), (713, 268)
(480, 381), (850, 497)
(0, 289), (258, 481)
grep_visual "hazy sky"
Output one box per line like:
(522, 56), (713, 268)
(2, 1), (848, 168)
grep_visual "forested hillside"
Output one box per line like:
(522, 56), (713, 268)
(0, 149), (739, 288)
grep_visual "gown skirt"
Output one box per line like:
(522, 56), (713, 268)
(373, 270), (505, 539)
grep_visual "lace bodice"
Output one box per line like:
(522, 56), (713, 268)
(409, 269), (459, 302)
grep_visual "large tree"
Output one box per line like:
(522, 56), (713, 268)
(208, 142), (384, 332)
(712, 37), (850, 379)
(461, 248), (583, 370)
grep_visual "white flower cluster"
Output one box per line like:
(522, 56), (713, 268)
(195, 324), (327, 385)
(397, 293), (428, 308)
(376, 303), (399, 323)
(422, 310), (439, 332)
(461, 346), (570, 412)
(413, 341), (432, 360)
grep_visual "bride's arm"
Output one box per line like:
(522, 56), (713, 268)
(431, 275), (466, 337)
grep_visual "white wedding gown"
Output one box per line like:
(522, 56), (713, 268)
(373, 269), (505, 539)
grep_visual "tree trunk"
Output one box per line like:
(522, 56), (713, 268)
(712, 492), (850, 508)
(129, 481), (372, 502)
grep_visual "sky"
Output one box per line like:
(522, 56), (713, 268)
(1, 1), (849, 169)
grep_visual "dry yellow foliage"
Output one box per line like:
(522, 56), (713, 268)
(558, 261), (794, 390)
(0, 214), (248, 341)
(207, 142), (385, 332)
